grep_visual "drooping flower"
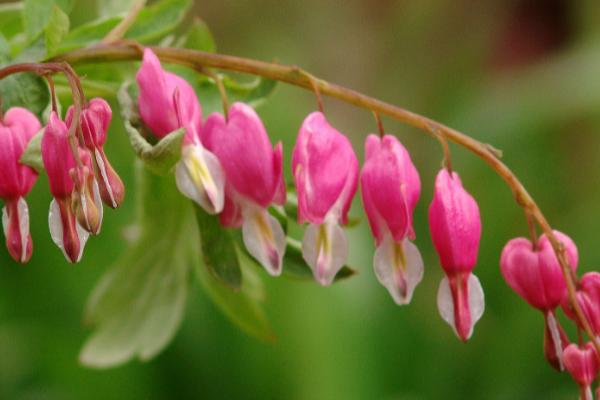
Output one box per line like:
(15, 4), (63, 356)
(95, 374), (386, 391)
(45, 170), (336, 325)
(360, 134), (423, 303)
(135, 49), (225, 215)
(500, 230), (578, 370)
(202, 102), (285, 275)
(41, 112), (91, 263)
(429, 169), (484, 341)
(66, 98), (125, 209)
(0, 107), (40, 263)
(562, 272), (600, 337)
(136, 48), (201, 138)
(292, 112), (358, 286)
(563, 343), (599, 400)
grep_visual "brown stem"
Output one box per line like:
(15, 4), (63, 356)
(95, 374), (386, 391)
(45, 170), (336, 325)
(198, 67), (229, 118)
(49, 44), (600, 355)
(373, 111), (385, 138)
(44, 74), (58, 113)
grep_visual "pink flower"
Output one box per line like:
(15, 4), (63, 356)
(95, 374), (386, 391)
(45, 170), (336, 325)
(562, 272), (600, 336)
(429, 169), (484, 341)
(41, 112), (92, 263)
(500, 230), (578, 369)
(292, 112), (358, 285)
(563, 343), (599, 400)
(66, 98), (125, 209)
(136, 48), (201, 138)
(135, 49), (225, 215)
(202, 102), (285, 275)
(0, 107), (40, 263)
(360, 134), (423, 303)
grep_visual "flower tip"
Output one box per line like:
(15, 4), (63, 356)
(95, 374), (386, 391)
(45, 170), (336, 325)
(437, 273), (485, 341)
(2, 198), (33, 263)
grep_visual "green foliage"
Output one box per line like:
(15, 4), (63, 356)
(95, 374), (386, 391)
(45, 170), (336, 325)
(0, 73), (50, 118)
(44, 5), (70, 57)
(177, 18), (217, 53)
(195, 206), (242, 291)
(0, 2), (24, 40)
(57, 0), (191, 53)
(80, 165), (193, 368)
(19, 129), (44, 171)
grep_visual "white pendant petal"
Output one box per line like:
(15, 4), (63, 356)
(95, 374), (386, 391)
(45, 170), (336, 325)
(16, 197), (30, 262)
(437, 274), (485, 340)
(48, 199), (89, 263)
(95, 148), (116, 208)
(302, 220), (348, 286)
(176, 145), (225, 215)
(373, 236), (423, 305)
(242, 207), (286, 276)
(546, 311), (564, 371)
(92, 178), (103, 235)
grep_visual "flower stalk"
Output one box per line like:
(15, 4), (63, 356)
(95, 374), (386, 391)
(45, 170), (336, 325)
(43, 44), (600, 355)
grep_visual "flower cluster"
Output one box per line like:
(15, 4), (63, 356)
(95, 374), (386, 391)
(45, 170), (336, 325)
(0, 97), (124, 264)
(500, 230), (600, 394)
(136, 49), (486, 341)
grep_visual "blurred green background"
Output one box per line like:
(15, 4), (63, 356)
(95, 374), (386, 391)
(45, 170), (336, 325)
(2, 0), (600, 398)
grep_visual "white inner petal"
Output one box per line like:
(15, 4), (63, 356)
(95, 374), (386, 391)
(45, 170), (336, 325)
(373, 236), (423, 305)
(242, 206), (286, 276)
(95, 148), (116, 208)
(546, 311), (564, 371)
(16, 197), (30, 262)
(93, 178), (103, 235)
(437, 274), (485, 340)
(301, 217), (348, 286)
(2, 205), (8, 240)
(48, 199), (66, 260)
(175, 144), (225, 215)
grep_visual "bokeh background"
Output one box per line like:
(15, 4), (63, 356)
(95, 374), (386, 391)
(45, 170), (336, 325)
(2, 0), (600, 398)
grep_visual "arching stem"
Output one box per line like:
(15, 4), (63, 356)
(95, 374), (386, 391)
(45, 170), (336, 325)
(49, 44), (600, 356)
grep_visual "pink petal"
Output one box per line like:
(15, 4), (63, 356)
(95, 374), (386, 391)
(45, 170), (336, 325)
(41, 112), (76, 198)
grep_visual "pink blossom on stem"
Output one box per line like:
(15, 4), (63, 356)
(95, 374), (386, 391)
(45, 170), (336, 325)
(0, 107), (40, 263)
(202, 102), (285, 275)
(429, 169), (484, 341)
(500, 230), (578, 370)
(292, 112), (358, 286)
(360, 134), (422, 303)
(562, 272), (600, 337)
(563, 343), (599, 400)
(42, 112), (90, 263)
(66, 98), (125, 209)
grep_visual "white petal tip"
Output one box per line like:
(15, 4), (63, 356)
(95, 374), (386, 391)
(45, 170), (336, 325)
(437, 274), (485, 341)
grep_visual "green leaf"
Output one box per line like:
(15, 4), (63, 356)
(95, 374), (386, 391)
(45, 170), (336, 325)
(125, 0), (191, 43)
(195, 244), (274, 342)
(44, 4), (69, 56)
(19, 129), (44, 172)
(58, 0), (190, 53)
(117, 81), (184, 175)
(177, 18), (216, 53)
(96, 0), (133, 18)
(0, 33), (9, 58)
(0, 2), (24, 40)
(22, 0), (72, 41)
(80, 164), (194, 368)
(0, 72), (49, 118)
(282, 238), (357, 283)
(194, 206), (242, 291)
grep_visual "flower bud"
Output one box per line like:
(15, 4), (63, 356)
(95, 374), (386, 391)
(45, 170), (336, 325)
(563, 343), (599, 400)
(41, 113), (89, 263)
(429, 169), (484, 341)
(292, 112), (358, 285)
(361, 134), (422, 303)
(0, 107), (40, 263)
(202, 103), (286, 275)
(562, 272), (600, 337)
(69, 150), (103, 235)
(66, 98), (125, 209)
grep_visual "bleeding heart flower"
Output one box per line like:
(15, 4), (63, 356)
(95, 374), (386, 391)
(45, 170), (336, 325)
(361, 134), (422, 303)
(42, 112), (90, 263)
(429, 168), (484, 341)
(562, 272), (600, 337)
(202, 102), (285, 275)
(292, 112), (358, 286)
(136, 48), (202, 138)
(563, 342), (599, 400)
(66, 98), (125, 209)
(500, 230), (578, 370)
(0, 107), (40, 263)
